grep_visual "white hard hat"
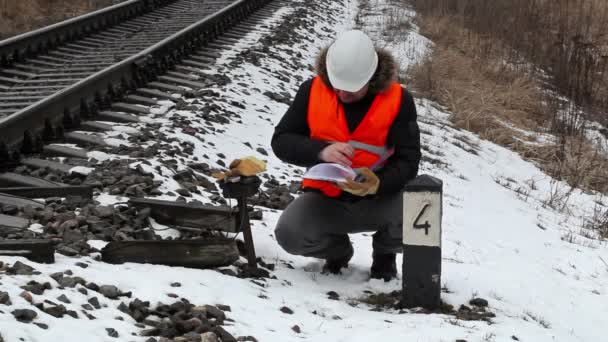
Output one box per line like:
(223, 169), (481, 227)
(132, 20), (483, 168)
(326, 30), (378, 92)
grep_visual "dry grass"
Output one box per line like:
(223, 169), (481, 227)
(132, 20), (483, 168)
(407, 11), (608, 235)
(0, 0), (118, 39)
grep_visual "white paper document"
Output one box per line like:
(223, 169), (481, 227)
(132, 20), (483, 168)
(303, 163), (357, 183)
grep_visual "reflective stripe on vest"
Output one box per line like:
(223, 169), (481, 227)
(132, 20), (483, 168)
(302, 76), (403, 197)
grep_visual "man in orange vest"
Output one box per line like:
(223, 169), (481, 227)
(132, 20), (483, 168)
(270, 30), (421, 281)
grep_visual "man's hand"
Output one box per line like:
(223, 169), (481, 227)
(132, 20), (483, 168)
(337, 167), (379, 196)
(319, 142), (355, 167)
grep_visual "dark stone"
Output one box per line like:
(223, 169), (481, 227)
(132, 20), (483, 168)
(170, 282), (181, 287)
(216, 304), (231, 312)
(0, 292), (11, 305)
(327, 291), (340, 300)
(469, 298), (489, 307)
(50, 272), (64, 282)
(176, 317), (203, 333)
(255, 147), (268, 156)
(21, 281), (47, 295)
(7, 261), (35, 275)
(58, 276), (85, 288)
(82, 304), (94, 311)
(12, 309), (37, 322)
(88, 297), (101, 309)
(57, 294), (71, 304)
(99, 285), (120, 299)
(212, 326), (237, 342)
(65, 310), (79, 318)
(291, 325), (301, 333)
(176, 188), (191, 197)
(44, 305), (67, 318)
(86, 282), (100, 291)
(76, 262), (89, 268)
(140, 328), (160, 337)
(280, 306), (293, 314)
(203, 305), (225, 321)
(106, 328), (119, 338)
(33, 323), (49, 330)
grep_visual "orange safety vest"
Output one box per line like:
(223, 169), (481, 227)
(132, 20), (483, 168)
(302, 76), (403, 197)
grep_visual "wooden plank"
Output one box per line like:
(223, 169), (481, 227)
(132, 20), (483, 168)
(0, 172), (65, 187)
(0, 193), (44, 209)
(101, 239), (238, 268)
(129, 197), (237, 233)
(147, 81), (185, 93)
(0, 186), (92, 198)
(0, 240), (54, 263)
(136, 88), (175, 101)
(111, 102), (150, 115)
(0, 213), (29, 231)
(43, 144), (89, 159)
(64, 132), (109, 147)
(158, 75), (208, 89)
(22, 158), (74, 174)
(97, 111), (141, 123)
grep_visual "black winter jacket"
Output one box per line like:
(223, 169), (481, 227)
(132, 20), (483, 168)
(270, 46), (421, 198)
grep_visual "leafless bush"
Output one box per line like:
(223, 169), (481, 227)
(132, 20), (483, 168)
(408, 0), (608, 131)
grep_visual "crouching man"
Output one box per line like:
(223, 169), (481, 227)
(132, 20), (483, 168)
(270, 30), (421, 281)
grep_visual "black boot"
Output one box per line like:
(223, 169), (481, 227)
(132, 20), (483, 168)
(370, 251), (397, 281)
(322, 245), (354, 275)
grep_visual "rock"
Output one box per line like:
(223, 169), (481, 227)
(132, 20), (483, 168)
(99, 285), (120, 299)
(202, 305), (225, 321)
(176, 317), (203, 333)
(57, 244), (80, 256)
(469, 298), (489, 307)
(255, 147), (268, 156)
(59, 276), (85, 288)
(57, 294), (71, 304)
(50, 272), (64, 282)
(236, 336), (258, 342)
(216, 304), (231, 312)
(86, 282), (100, 291)
(94, 206), (114, 218)
(200, 332), (219, 342)
(176, 188), (192, 197)
(33, 322), (49, 330)
(44, 305), (67, 318)
(0, 291), (11, 305)
(106, 328), (119, 338)
(19, 291), (33, 303)
(211, 326), (236, 342)
(88, 297), (101, 309)
(65, 310), (79, 319)
(280, 306), (293, 314)
(75, 262), (89, 269)
(327, 291), (340, 300)
(183, 332), (203, 342)
(170, 282), (182, 287)
(7, 261), (35, 275)
(12, 309), (37, 322)
(21, 281), (49, 295)
(82, 304), (94, 311)
(60, 219), (80, 231)
(291, 325), (301, 333)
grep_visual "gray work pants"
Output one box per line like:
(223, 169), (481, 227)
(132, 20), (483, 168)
(274, 191), (403, 261)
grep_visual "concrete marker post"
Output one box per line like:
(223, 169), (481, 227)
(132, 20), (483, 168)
(402, 174), (443, 309)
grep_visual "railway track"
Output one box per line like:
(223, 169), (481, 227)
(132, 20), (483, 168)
(0, 0), (284, 240)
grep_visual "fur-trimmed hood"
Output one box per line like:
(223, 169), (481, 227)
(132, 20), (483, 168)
(314, 45), (398, 94)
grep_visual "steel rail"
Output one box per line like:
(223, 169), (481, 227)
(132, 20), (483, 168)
(0, 0), (270, 161)
(0, 0), (176, 67)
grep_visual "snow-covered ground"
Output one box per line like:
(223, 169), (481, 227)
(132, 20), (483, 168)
(2, 0), (608, 341)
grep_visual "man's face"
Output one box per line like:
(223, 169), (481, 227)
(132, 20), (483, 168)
(335, 83), (369, 104)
